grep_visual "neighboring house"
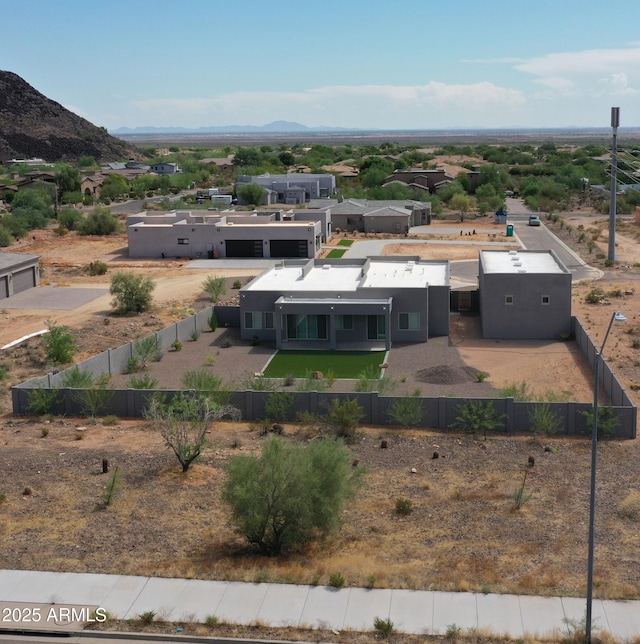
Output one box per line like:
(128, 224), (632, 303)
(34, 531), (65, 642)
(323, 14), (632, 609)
(239, 256), (450, 350)
(383, 169), (453, 194)
(81, 175), (104, 198)
(236, 173), (337, 204)
(201, 158), (235, 171)
(311, 199), (432, 234)
(321, 163), (359, 177)
(478, 249), (572, 340)
(127, 209), (330, 259)
(0, 252), (40, 299)
(150, 162), (180, 174)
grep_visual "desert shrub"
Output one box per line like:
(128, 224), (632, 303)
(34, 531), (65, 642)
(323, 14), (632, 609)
(110, 271), (155, 314)
(395, 497), (413, 515)
(138, 610), (156, 625)
(134, 335), (161, 368)
(354, 365), (397, 393)
(128, 373), (159, 389)
(102, 415), (120, 426)
(61, 367), (94, 388)
(42, 322), (76, 365)
(323, 397), (364, 442)
(87, 260), (108, 276)
(208, 312), (219, 331)
(617, 492), (640, 521)
(57, 208), (83, 230)
(450, 400), (506, 439)
(146, 392), (240, 472)
(373, 617), (395, 639)
(191, 329), (201, 341)
(232, 280), (242, 289)
(28, 386), (61, 416)
(79, 207), (120, 235)
(264, 391), (295, 422)
(500, 381), (533, 401)
(224, 435), (358, 555)
(171, 339), (183, 351)
(71, 374), (114, 419)
(387, 390), (423, 427)
(529, 402), (562, 435)
(581, 406), (620, 439)
(202, 275), (227, 302)
(328, 572), (346, 588)
(585, 287), (605, 304)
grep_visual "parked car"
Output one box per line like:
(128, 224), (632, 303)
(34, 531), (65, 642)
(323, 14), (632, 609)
(528, 215), (541, 226)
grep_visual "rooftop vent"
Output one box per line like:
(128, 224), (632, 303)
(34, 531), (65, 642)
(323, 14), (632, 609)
(322, 264), (331, 270)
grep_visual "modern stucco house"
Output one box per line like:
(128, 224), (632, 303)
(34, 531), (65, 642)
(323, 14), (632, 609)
(0, 252), (40, 299)
(313, 198), (432, 234)
(479, 249), (572, 340)
(236, 173), (337, 205)
(239, 257), (450, 350)
(127, 209), (331, 259)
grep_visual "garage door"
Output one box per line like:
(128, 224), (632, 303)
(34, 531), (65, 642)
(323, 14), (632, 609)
(270, 239), (308, 258)
(0, 276), (8, 300)
(225, 240), (264, 258)
(12, 267), (36, 295)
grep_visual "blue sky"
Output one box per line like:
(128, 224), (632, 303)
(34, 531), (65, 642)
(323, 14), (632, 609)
(3, 0), (640, 131)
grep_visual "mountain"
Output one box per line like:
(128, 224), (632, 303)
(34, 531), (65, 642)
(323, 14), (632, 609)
(0, 71), (142, 163)
(111, 121), (354, 135)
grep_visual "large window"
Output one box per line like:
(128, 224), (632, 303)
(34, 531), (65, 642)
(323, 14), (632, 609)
(286, 314), (328, 340)
(265, 312), (274, 329)
(367, 315), (386, 340)
(244, 312), (262, 329)
(398, 312), (420, 331)
(335, 314), (353, 330)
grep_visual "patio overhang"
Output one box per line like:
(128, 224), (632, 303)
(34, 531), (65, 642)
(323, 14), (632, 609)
(274, 296), (392, 316)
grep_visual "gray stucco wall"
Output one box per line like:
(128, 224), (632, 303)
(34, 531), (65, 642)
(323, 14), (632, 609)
(129, 220), (321, 259)
(479, 271), (571, 340)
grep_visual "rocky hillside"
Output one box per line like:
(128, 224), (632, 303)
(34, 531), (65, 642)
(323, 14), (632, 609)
(0, 71), (143, 163)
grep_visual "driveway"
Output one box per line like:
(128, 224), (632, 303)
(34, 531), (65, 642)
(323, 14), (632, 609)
(0, 286), (109, 310)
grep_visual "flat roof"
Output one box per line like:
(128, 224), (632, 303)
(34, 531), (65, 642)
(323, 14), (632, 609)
(245, 259), (448, 292)
(481, 250), (567, 274)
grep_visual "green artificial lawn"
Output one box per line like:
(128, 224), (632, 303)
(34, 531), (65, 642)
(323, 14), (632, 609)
(337, 239), (354, 247)
(326, 249), (346, 258)
(264, 350), (386, 378)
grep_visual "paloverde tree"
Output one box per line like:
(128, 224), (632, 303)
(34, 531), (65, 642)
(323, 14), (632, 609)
(146, 393), (240, 472)
(110, 271), (155, 314)
(223, 435), (358, 555)
(237, 183), (266, 207)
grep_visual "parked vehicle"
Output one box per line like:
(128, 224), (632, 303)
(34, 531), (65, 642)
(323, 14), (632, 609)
(528, 215), (541, 226)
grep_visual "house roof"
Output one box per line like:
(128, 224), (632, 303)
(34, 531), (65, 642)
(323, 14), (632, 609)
(0, 251), (40, 271)
(481, 250), (569, 275)
(245, 258), (449, 293)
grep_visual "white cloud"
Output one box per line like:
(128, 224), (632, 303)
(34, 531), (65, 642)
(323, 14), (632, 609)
(126, 81), (526, 129)
(514, 47), (640, 98)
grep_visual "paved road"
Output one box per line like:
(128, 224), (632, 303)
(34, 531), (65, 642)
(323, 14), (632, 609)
(0, 569), (639, 640)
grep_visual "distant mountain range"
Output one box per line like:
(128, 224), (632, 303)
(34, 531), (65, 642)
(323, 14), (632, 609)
(111, 121), (357, 134)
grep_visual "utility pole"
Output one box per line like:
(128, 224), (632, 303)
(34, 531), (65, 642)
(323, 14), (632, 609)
(608, 107), (619, 262)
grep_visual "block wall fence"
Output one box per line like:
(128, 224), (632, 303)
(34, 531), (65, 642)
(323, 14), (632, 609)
(11, 310), (636, 439)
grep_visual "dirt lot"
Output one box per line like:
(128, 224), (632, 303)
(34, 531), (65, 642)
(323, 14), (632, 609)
(1, 419), (640, 602)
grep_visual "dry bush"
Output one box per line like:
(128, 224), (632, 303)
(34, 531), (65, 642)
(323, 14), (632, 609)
(617, 491), (640, 521)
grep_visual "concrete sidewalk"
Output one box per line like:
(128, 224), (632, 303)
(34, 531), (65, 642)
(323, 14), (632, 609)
(1, 570), (639, 640)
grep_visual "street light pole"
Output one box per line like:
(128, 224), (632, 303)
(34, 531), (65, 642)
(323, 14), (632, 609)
(608, 107), (620, 262)
(585, 310), (626, 643)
